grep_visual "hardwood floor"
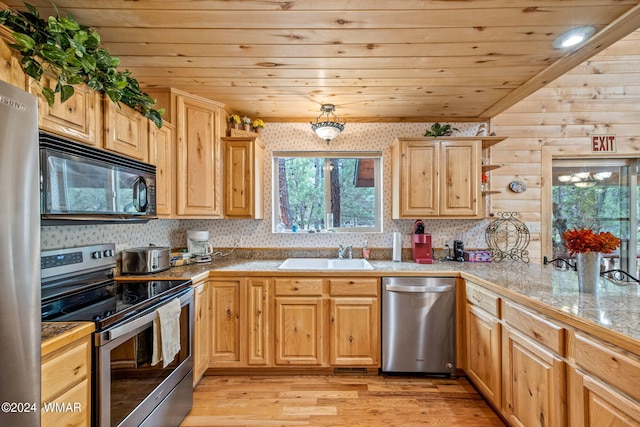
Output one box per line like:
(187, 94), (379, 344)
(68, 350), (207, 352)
(181, 375), (506, 426)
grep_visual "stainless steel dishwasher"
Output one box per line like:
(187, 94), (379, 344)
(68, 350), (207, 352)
(381, 277), (456, 374)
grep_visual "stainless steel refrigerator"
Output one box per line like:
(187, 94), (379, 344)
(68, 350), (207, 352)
(0, 80), (40, 426)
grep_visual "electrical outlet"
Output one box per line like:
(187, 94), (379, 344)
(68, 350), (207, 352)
(233, 237), (242, 247)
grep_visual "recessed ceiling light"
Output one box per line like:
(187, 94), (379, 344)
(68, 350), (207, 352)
(552, 26), (596, 49)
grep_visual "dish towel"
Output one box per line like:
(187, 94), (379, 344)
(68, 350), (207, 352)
(151, 298), (182, 368)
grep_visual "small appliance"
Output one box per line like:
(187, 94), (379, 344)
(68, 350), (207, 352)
(121, 246), (172, 274)
(453, 240), (465, 261)
(411, 220), (433, 264)
(187, 230), (214, 263)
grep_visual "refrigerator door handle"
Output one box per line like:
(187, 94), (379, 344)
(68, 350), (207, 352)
(384, 284), (453, 293)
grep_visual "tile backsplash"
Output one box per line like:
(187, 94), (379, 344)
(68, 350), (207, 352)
(41, 122), (495, 254)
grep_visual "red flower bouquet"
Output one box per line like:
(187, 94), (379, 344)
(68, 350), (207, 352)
(562, 228), (621, 255)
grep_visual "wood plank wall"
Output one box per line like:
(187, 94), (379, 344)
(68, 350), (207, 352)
(490, 30), (640, 263)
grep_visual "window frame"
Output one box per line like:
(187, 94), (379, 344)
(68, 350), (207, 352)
(272, 151), (383, 233)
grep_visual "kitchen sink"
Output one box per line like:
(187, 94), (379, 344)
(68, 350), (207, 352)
(278, 258), (374, 271)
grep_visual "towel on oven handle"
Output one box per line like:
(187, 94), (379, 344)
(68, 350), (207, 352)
(152, 298), (181, 368)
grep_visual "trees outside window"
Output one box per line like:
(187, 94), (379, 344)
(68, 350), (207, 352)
(273, 153), (381, 233)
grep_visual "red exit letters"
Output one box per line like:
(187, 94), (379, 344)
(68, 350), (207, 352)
(591, 135), (617, 153)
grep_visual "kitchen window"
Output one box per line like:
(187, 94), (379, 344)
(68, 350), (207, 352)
(272, 151), (382, 233)
(551, 158), (639, 277)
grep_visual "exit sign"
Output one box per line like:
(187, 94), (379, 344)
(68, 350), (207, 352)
(591, 134), (617, 153)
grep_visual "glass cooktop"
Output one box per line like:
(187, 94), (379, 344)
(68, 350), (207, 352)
(41, 279), (191, 330)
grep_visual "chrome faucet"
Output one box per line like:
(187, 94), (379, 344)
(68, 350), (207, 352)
(338, 244), (353, 259)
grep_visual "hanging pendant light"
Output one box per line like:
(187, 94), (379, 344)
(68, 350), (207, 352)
(311, 104), (345, 143)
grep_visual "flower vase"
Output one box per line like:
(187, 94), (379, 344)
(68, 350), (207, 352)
(575, 252), (601, 293)
(243, 123), (251, 131)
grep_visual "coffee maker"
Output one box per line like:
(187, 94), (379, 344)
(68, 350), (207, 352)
(411, 220), (434, 264)
(187, 230), (214, 263)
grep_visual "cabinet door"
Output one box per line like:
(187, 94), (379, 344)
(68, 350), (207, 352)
(440, 140), (479, 216)
(400, 140), (439, 217)
(274, 297), (323, 365)
(224, 137), (264, 218)
(569, 368), (640, 426)
(149, 121), (175, 217)
(329, 297), (378, 366)
(175, 95), (222, 217)
(0, 33), (27, 90)
(503, 326), (566, 426)
(33, 74), (103, 146)
(209, 280), (241, 364)
(193, 281), (210, 385)
(247, 278), (270, 365)
(104, 99), (149, 162)
(465, 302), (501, 406)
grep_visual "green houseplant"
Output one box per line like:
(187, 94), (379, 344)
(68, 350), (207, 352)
(424, 122), (459, 137)
(0, 2), (164, 128)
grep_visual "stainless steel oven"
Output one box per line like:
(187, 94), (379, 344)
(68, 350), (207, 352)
(41, 244), (194, 427)
(95, 289), (193, 427)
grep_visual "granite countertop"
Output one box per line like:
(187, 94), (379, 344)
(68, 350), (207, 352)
(41, 322), (95, 356)
(131, 257), (640, 351)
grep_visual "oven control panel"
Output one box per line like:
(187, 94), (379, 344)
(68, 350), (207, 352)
(41, 243), (116, 280)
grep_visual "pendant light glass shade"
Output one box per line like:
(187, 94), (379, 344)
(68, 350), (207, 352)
(311, 104), (345, 143)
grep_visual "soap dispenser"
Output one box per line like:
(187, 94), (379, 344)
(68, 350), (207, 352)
(362, 240), (370, 260)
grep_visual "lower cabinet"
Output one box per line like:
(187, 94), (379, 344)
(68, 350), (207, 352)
(193, 280), (210, 386)
(502, 326), (566, 426)
(274, 278), (324, 366)
(207, 277), (271, 368)
(209, 279), (242, 365)
(41, 334), (92, 427)
(465, 302), (501, 406)
(569, 332), (640, 426)
(204, 275), (380, 370)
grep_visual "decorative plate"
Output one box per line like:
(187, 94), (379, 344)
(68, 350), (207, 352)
(508, 178), (527, 193)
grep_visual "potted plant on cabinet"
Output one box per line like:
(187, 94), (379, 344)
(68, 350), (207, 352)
(424, 122), (459, 137)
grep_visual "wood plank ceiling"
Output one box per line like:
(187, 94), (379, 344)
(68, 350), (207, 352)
(4, 0), (640, 122)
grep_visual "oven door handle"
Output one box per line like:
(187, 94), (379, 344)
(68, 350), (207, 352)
(106, 289), (192, 342)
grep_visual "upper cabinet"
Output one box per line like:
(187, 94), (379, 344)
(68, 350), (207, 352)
(31, 73), (103, 147)
(222, 136), (265, 218)
(145, 87), (227, 218)
(0, 28), (27, 90)
(148, 120), (175, 218)
(391, 136), (506, 219)
(104, 99), (149, 162)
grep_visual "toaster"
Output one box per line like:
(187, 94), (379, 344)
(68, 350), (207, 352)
(121, 246), (171, 274)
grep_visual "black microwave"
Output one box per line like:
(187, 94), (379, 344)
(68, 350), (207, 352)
(39, 132), (157, 224)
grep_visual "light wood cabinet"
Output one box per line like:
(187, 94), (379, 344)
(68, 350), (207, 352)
(208, 277), (272, 368)
(465, 302), (502, 406)
(391, 137), (481, 218)
(569, 332), (640, 426)
(223, 136), (265, 218)
(274, 278), (324, 366)
(0, 29), (28, 90)
(502, 325), (567, 426)
(145, 87), (226, 218)
(104, 99), (149, 162)
(41, 334), (91, 427)
(209, 279), (241, 364)
(247, 277), (270, 366)
(328, 278), (379, 366)
(148, 120), (175, 217)
(32, 74), (103, 147)
(193, 280), (210, 386)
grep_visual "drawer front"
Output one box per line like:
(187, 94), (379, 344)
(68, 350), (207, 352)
(329, 278), (379, 296)
(466, 281), (500, 317)
(41, 337), (90, 402)
(41, 378), (90, 427)
(502, 300), (565, 356)
(574, 333), (640, 403)
(274, 278), (323, 296)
